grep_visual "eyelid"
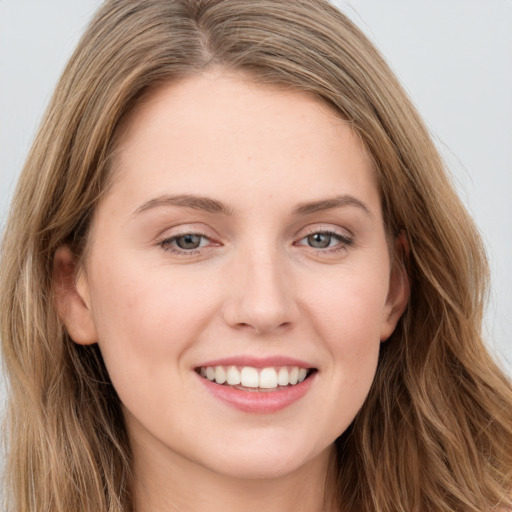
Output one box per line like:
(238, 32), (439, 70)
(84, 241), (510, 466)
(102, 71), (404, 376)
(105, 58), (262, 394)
(159, 233), (218, 255)
(298, 224), (354, 241)
(156, 223), (219, 241)
(155, 223), (354, 257)
(296, 231), (352, 246)
(294, 225), (355, 253)
(156, 224), (222, 255)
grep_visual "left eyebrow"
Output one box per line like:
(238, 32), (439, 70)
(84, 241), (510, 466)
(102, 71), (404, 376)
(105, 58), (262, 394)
(293, 194), (373, 217)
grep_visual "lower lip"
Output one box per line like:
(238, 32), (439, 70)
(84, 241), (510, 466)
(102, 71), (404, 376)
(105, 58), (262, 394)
(196, 372), (316, 413)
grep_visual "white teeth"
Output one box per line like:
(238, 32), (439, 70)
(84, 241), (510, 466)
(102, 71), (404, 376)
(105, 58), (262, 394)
(259, 368), (278, 389)
(277, 367), (289, 386)
(226, 365), (241, 385)
(199, 365), (311, 389)
(214, 366), (226, 384)
(241, 367), (259, 388)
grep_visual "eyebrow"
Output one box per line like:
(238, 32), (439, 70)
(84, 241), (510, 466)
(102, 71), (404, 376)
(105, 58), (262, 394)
(133, 194), (234, 216)
(133, 193), (372, 218)
(293, 195), (373, 217)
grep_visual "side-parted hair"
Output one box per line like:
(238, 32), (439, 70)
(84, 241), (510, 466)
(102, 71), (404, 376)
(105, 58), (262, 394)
(1, 1), (511, 511)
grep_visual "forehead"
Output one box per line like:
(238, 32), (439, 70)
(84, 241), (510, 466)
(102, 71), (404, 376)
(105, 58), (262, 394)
(103, 71), (380, 218)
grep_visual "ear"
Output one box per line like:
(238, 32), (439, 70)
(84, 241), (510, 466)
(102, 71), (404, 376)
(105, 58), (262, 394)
(53, 246), (98, 345)
(380, 230), (410, 342)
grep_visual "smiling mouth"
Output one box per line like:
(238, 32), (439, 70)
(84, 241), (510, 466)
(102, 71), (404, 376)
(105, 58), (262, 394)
(195, 365), (316, 391)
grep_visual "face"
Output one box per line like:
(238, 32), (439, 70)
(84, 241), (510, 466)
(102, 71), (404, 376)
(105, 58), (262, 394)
(56, 71), (408, 481)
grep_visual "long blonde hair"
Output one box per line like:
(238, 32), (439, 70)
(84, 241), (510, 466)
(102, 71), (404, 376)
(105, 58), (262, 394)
(1, 1), (511, 510)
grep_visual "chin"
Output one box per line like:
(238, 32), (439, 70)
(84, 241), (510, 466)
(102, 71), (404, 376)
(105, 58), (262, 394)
(205, 456), (306, 481)
(196, 438), (329, 481)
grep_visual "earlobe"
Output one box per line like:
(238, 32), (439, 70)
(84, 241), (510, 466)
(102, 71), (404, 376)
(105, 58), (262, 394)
(53, 246), (98, 345)
(380, 230), (411, 341)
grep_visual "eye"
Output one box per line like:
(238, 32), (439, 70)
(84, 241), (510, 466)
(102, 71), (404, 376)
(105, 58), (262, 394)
(305, 232), (338, 249)
(174, 234), (206, 250)
(160, 233), (212, 253)
(295, 230), (353, 252)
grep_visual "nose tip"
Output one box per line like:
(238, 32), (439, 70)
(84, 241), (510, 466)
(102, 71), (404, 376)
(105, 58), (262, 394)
(222, 254), (298, 335)
(229, 300), (294, 335)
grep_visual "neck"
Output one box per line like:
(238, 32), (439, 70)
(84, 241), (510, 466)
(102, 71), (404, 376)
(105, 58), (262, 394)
(131, 438), (338, 512)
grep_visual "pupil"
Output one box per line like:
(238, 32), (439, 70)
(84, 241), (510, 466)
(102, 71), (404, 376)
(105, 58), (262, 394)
(308, 233), (331, 248)
(176, 234), (201, 249)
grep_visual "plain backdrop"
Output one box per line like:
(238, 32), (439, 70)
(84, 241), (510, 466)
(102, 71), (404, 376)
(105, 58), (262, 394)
(0, 0), (511, 419)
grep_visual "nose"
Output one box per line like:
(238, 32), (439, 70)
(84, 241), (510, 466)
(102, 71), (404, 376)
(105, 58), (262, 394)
(222, 246), (298, 335)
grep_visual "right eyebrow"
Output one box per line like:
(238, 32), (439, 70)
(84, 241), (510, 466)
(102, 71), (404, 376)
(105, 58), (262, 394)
(132, 194), (234, 217)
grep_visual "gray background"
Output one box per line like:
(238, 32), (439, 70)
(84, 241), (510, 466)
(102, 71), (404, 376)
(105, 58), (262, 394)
(0, 0), (511, 414)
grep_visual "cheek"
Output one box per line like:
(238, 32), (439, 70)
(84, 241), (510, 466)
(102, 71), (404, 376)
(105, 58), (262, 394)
(301, 267), (387, 420)
(306, 265), (389, 348)
(86, 258), (218, 384)
(85, 263), (223, 433)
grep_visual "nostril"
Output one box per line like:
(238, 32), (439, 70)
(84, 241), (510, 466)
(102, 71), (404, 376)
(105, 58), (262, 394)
(221, 275), (299, 334)
(251, 320), (294, 335)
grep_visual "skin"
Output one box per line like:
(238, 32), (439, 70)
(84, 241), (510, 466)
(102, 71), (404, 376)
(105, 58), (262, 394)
(54, 71), (409, 512)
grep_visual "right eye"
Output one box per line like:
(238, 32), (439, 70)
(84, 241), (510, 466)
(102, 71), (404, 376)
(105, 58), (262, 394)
(160, 233), (212, 253)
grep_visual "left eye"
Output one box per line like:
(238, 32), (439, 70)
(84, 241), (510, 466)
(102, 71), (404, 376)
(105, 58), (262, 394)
(298, 232), (349, 249)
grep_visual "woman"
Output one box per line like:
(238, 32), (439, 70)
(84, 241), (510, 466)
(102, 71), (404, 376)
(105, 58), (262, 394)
(1, 1), (511, 511)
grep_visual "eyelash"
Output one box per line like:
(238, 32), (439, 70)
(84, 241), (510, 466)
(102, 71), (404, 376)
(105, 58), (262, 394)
(159, 233), (214, 255)
(295, 229), (354, 254)
(158, 229), (354, 256)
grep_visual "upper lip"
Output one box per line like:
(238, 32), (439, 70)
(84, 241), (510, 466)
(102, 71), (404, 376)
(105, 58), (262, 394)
(195, 355), (315, 369)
